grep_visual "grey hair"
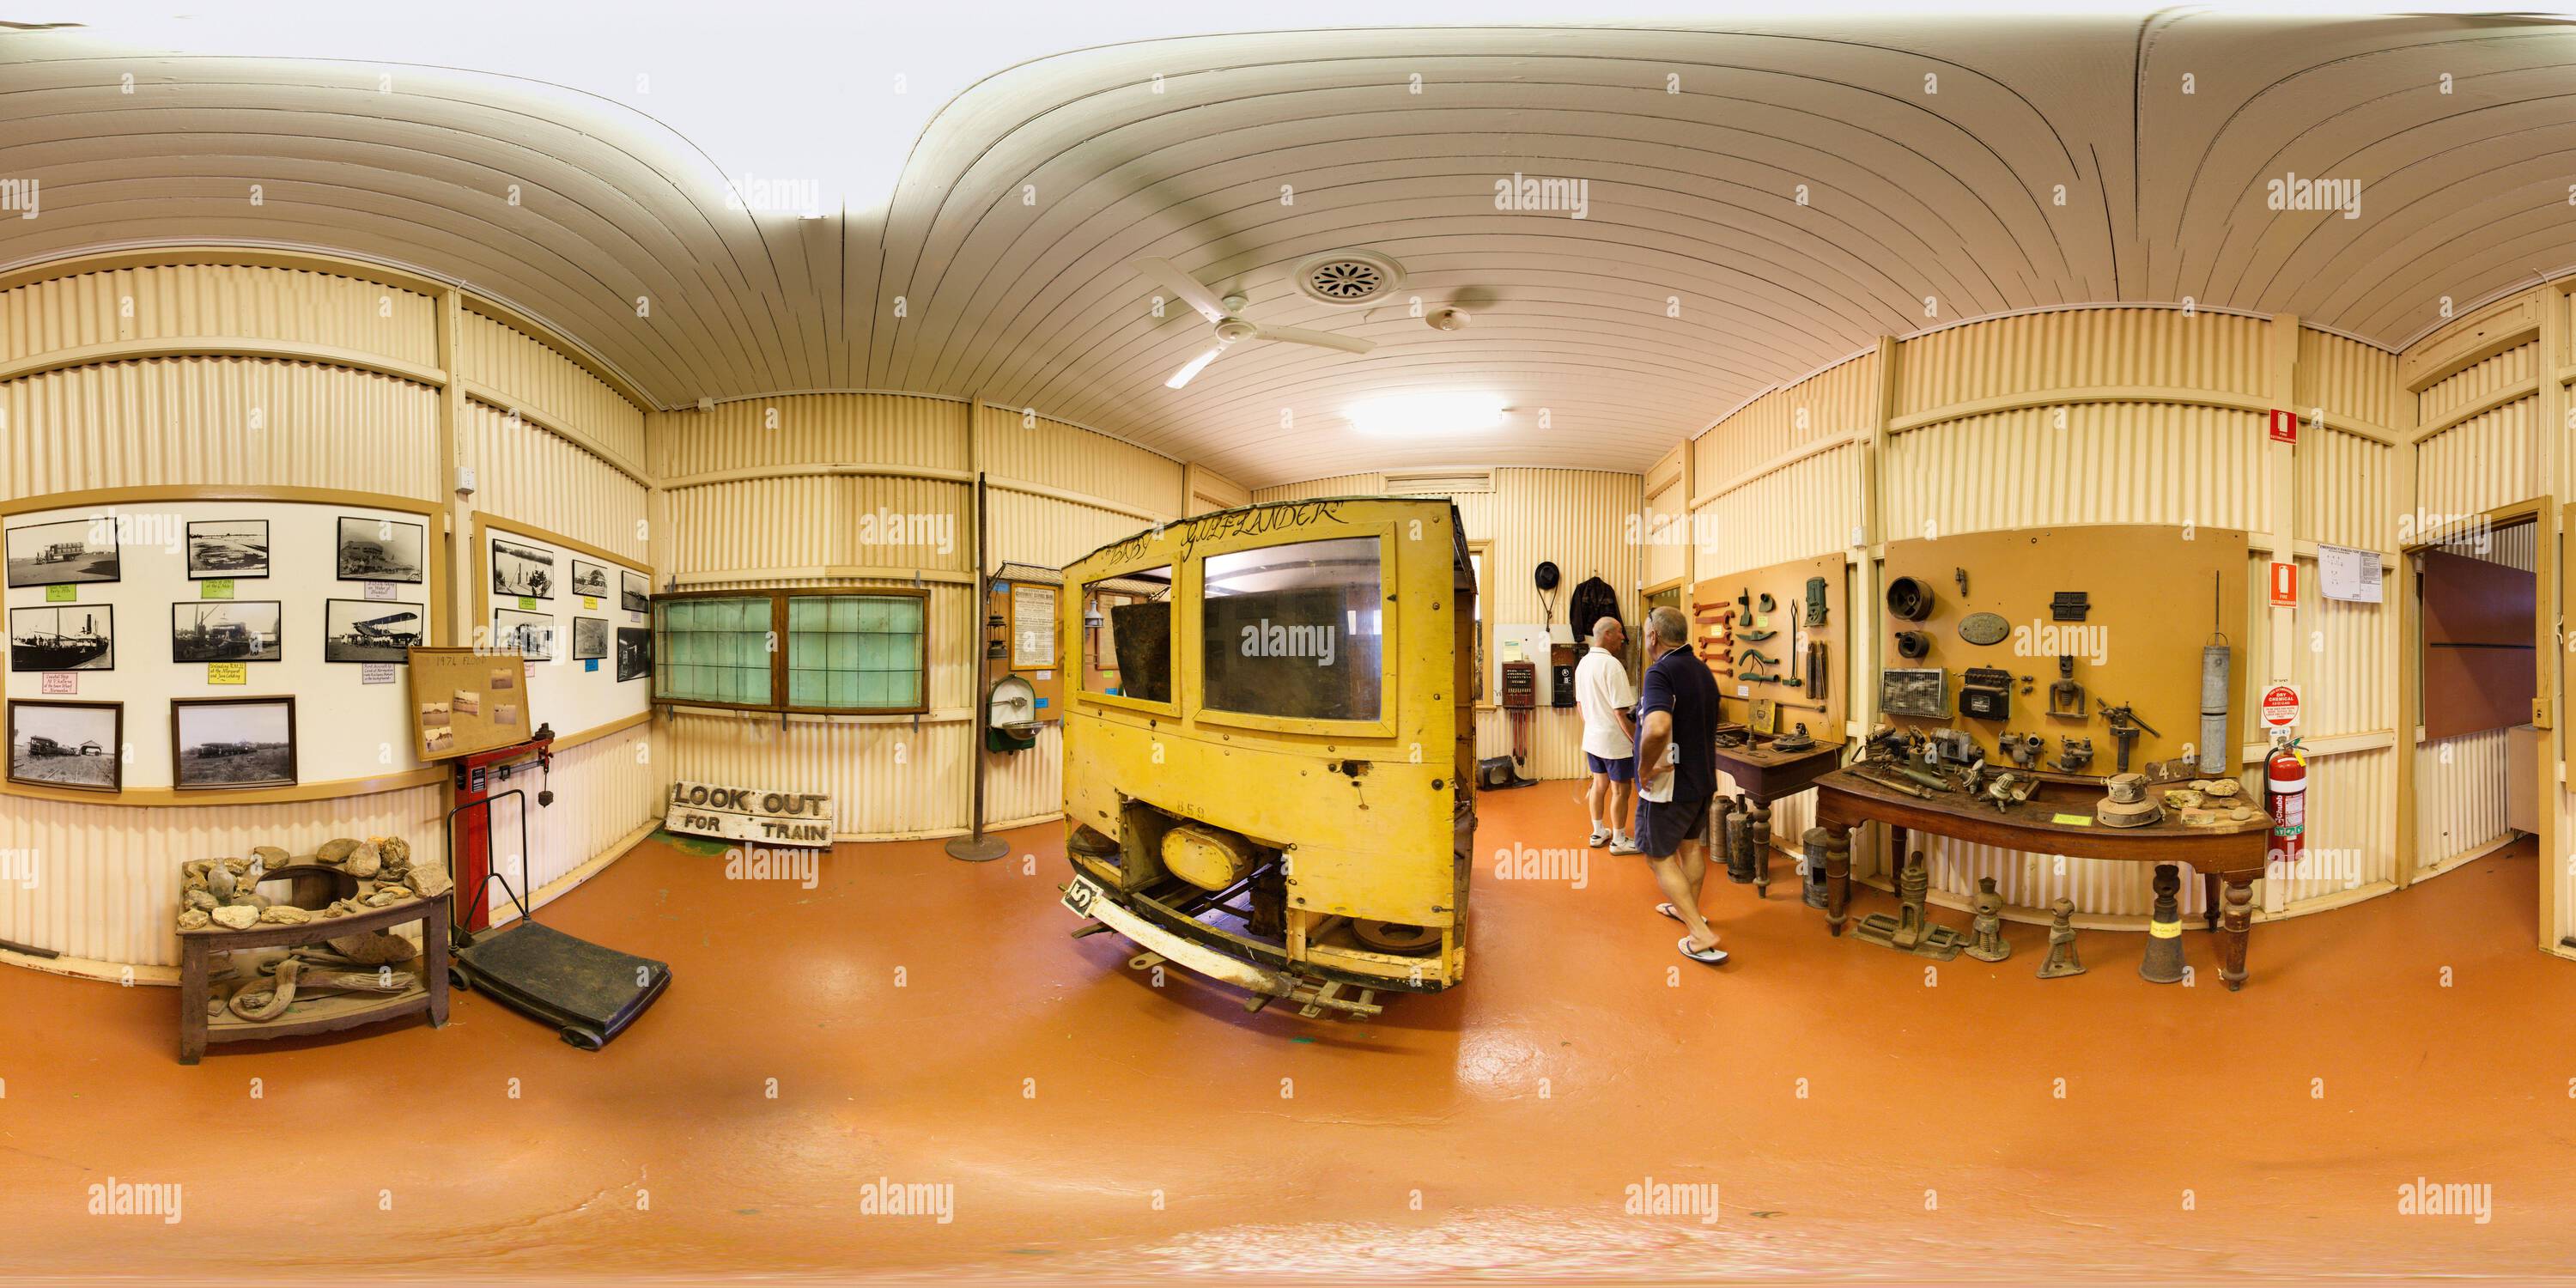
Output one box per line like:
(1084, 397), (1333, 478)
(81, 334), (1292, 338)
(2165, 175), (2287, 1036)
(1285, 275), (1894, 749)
(1646, 605), (1688, 647)
(1590, 616), (1624, 644)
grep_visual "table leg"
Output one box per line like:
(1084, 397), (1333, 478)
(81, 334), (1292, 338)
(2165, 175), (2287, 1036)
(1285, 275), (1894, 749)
(422, 899), (451, 1028)
(1824, 823), (1851, 937)
(1748, 797), (1772, 898)
(2202, 872), (2221, 932)
(2220, 875), (2253, 991)
(178, 938), (210, 1066)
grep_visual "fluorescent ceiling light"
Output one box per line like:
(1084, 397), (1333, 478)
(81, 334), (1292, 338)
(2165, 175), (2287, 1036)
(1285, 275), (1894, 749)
(1348, 393), (1506, 436)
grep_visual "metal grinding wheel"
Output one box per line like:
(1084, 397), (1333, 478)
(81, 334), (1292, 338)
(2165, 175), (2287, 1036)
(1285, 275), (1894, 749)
(1352, 919), (1441, 954)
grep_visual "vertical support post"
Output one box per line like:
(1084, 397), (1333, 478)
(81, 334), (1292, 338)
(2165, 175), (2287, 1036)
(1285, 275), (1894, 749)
(948, 402), (1005, 861)
(2534, 284), (2570, 952)
(1854, 335), (1898, 882)
(2262, 315), (2301, 915)
(2393, 355), (2423, 888)
(435, 289), (471, 649)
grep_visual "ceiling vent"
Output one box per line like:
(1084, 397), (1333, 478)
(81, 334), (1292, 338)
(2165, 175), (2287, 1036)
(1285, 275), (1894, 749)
(1382, 469), (1493, 495)
(1293, 249), (1406, 307)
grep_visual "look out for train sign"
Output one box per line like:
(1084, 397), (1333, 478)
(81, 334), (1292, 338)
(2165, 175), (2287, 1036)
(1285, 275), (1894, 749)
(665, 781), (835, 848)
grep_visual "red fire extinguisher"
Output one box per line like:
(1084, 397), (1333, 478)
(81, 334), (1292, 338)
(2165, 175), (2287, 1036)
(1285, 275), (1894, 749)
(2264, 736), (2306, 876)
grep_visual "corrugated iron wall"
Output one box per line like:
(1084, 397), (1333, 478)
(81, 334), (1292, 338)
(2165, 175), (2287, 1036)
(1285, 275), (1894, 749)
(485, 729), (664, 914)
(0, 258), (659, 977)
(1679, 307), (2407, 924)
(3, 358), (442, 501)
(0, 263), (437, 371)
(647, 393), (1190, 839)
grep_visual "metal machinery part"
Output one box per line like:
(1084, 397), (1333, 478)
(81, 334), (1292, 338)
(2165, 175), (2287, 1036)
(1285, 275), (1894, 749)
(1806, 577), (1829, 626)
(2053, 736), (2095, 774)
(2139, 865), (2187, 982)
(1959, 611), (2010, 645)
(1880, 667), (1948, 718)
(1894, 629), (1931, 659)
(2050, 591), (2091, 621)
(1774, 723), (1816, 752)
(1162, 823), (1263, 890)
(1998, 732), (2045, 769)
(2047, 655), (2087, 718)
(1959, 665), (2012, 720)
(1982, 770), (2037, 813)
(1885, 575), (1935, 622)
(1852, 848), (1967, 960)
(2037, 897), (2087, 978)
(1352, 919), (1441, 955)
(2200, 639), (2232, 775)
(2094, 772), (2163, 828)
(1801, 827), (1832, 908)
(1965, 877), (2013, 962)
(2095, 698), (2160, 774)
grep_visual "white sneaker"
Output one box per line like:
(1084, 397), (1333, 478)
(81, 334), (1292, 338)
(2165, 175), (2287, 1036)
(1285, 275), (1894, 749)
(1609, 835), (1641, 855)
(1587, 828), (1609, 848)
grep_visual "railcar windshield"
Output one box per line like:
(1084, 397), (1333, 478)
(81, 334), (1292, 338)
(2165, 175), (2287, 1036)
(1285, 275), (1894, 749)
(1200, 536), (1383, 720)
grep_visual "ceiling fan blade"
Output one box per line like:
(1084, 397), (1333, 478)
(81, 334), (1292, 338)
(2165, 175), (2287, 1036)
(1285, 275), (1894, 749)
(1164, 344), (1229, 389)
(1131, 257), (1230, 324)
(1251, 324), (1375, 355)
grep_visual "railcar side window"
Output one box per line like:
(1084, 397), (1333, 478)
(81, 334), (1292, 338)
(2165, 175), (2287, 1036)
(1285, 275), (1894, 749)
(1082, 566), (1173, 702)
(1200, 537), (1382, 720)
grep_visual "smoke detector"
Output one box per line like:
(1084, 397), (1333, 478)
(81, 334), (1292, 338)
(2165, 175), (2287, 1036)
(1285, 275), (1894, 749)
(1293, 249), (1406, 307)
(1426, 306), (1470, 331)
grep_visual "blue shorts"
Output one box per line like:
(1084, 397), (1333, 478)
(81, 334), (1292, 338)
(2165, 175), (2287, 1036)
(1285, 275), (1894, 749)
(1636, 793), (1711, 859)
(1585, 751), (1635, 782)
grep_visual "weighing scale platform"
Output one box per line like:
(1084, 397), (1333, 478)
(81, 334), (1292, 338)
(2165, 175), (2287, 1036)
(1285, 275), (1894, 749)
(453, 920), (671, 1051)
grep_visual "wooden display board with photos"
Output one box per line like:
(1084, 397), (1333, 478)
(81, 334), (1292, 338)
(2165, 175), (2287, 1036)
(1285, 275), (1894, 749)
(1694, 550), (1848, 739)
(404, 647), (538, 762)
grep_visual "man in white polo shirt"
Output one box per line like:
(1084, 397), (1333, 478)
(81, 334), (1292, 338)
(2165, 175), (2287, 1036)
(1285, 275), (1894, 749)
(1575, 616), (1639, 854)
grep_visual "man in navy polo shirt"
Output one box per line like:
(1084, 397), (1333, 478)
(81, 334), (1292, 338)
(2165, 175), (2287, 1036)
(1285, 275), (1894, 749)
(1632, 605), (1726, 964)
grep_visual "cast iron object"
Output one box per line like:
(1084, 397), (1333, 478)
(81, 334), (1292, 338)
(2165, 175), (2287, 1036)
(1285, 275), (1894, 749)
(2037, 897), (2086, 978)
(1885, 575), (1935, 622)
(1965, 877), (2012, 962)
(1851, 849), (1967, 960)
(1801, 828), (1832, 909)
(1894, 629), (1931, 659)
(1737, 649), (1782, 667)
(1805, 576), (1828, 626)
(2139, 865), (2187, 982)
(1959, 685), (2008, 721)
(2050, 590), (2091, 622)
(1958, 611), (2010, 645)
(1738, 629), (1777, 641)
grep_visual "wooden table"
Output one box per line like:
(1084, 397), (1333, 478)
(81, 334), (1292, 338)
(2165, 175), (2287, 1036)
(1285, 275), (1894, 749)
(1709, 738), (1845, 897)
(1809, 769), (2271, 989)
(178, 892), (450, 1064)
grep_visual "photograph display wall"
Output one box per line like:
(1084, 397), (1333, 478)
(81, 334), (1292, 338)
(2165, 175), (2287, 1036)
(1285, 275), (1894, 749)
(477, 521), (652, 744)
(1, 500), (431, 793)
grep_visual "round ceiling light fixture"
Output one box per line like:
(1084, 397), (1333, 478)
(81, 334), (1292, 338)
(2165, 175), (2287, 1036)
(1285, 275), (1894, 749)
(1293, 249), (1406, 307)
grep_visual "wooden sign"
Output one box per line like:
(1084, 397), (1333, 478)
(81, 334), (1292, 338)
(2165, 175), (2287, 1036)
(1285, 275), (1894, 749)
(664, 781), (835, 848)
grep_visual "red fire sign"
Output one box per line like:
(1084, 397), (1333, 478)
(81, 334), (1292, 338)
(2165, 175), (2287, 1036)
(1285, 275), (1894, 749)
(2259, 683), (2301, 731)
(2268, 409), (2298, 444)
(2269, 562), (2297, 607)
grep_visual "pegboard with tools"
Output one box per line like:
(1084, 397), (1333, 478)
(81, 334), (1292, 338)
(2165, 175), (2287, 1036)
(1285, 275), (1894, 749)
(1692, 551), (1847, 739)
(1876, 526), (2248, 780)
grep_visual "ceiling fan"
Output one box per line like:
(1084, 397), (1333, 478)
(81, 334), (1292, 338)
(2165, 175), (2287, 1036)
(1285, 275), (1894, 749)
(1132, 257), (1376, 388)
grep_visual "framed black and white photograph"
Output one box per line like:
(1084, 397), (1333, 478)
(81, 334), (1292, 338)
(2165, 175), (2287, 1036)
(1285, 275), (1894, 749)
(7, 700), (123, 793)
(337, 516), (425, 583)
(170, 602), (283, 663)
(324, 598), (424, 663)
(171, 696), (297, 790)
(622, 569), (650, 615)
(9, 605), (115, 672)
(184, 520), (270, 579)
(572, 617), (610, 660)
(5, 518), (119, 588)
(616, 625), (653, 682)
(492, 537), (556, 599)
(495, 608), (556, 660)
(570, 559), (611, 600)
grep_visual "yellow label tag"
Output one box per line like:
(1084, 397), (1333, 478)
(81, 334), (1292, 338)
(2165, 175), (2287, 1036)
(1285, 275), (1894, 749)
(45, 584), (74, 603)
(2149, 919), (2183, 938)
(2051, 813), (2093, 825)
(207, 662), (247, 685)
(519, 596), (537, 611)
(583, 596), (598, 611)
(200, 579), (234, 600)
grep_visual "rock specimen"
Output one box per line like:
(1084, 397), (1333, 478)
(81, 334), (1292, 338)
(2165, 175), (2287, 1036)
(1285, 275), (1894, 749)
(316, 837), (361, 864)
(210, 905), (258, 931)
(175, 908), (211, 932)
(183, 888), (220, 912)
(251, 845), (290, 869)
(345, 842), (382, 879)
(258, 905), (313, 925)
(407, 862), (452, 900)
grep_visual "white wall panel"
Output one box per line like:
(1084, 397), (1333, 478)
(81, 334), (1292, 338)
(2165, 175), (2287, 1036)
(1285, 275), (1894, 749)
(1885, 401), (2269, 539)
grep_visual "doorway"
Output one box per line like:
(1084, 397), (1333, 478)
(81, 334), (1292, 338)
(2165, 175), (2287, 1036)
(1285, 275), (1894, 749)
(2409, 513), (2541, 888)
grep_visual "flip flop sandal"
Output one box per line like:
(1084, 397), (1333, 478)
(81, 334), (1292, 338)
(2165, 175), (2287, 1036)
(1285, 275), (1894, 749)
(1656, 902), (1686, 924)
(1678, 936), (1729, 965)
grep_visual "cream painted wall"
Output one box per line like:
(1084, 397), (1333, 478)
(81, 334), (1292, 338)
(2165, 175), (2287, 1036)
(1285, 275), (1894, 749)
(0, 254), (661, 979)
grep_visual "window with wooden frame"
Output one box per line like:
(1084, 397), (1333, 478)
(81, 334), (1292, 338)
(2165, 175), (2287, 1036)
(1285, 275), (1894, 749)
(652, 587), (929, 715)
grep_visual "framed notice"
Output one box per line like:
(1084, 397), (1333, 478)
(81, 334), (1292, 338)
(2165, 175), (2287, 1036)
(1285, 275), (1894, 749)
(1010, 584), (1056, 669)
(405, 647), (542, 762)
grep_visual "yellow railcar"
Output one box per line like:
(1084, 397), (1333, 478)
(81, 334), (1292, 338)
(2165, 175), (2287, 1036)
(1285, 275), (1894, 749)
(1057, 496), (1477, 1017)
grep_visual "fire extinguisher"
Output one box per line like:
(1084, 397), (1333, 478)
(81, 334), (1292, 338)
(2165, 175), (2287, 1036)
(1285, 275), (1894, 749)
(2264, 735), (2306, 877)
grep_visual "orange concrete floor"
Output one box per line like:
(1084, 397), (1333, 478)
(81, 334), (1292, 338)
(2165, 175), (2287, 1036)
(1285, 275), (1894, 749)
(3, 782), (2574, 1285)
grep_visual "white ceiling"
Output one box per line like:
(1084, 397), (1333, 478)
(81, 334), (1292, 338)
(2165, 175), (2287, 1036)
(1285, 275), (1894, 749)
(4, 8), (2574, 486)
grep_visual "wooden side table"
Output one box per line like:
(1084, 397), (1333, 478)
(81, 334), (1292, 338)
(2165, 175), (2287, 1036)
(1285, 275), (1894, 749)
(177, 892), (450, 1064)
(1710, 739), (1845, 896)
(1810, 770), (2269, 989)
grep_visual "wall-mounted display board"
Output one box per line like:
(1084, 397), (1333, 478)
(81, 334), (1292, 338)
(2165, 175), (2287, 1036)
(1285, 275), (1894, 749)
(404, 647), (537, 761)
(1, 496), (443, 795)
(1879, 526), (2248, 775)
(988, 570), (1063, 723)
(471, 516), (652, 744)
(1693, 551), (1847, 739)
